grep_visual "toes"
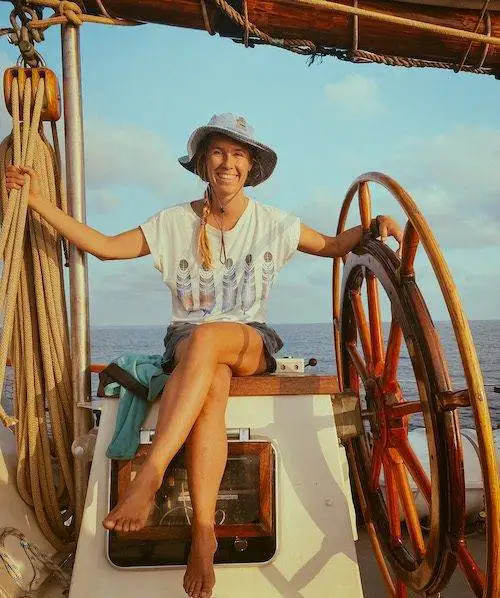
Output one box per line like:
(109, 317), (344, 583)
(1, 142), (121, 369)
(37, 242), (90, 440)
(102, 506), (120, 530)
(114, 519), (124, 533)
(201, 581), (213, 598)
(122, 520), (131, 534)
(102, 518), (116, 530)
(192, 582), (203, 598)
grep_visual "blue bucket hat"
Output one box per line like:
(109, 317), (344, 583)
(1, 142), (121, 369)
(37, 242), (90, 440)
(179, 113), (277, 187)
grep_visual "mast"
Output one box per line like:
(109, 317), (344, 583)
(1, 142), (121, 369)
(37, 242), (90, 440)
(61, 22), (92, 529)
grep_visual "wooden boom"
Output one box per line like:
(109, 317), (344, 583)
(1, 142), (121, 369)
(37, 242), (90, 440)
(82, 0), (500, 73)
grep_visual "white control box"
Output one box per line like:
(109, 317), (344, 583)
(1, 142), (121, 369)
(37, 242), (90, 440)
(275, 357), (304, 373)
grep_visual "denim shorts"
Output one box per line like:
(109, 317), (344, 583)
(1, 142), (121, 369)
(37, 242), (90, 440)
(161, 321), (283, 374)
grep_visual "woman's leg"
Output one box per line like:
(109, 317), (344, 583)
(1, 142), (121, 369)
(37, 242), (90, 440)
(103, 322), (267, 532)
(183, 364), (232, 598)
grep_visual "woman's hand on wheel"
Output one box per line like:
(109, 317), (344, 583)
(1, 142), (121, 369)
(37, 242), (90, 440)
(5, 165), (41, 205)
(377, 215), (403, 256)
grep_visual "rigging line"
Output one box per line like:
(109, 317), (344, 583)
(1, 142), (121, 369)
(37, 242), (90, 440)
(96, 0), (111, 19)
(352, 0), (359, 52)
(23, 0), (142, 29)
(281, 0), (500, 47)
(479, 11), (492, 67)
(200, 0), (215, 35)
(456, 0), (492, 73)
(242, 0), (250, 48)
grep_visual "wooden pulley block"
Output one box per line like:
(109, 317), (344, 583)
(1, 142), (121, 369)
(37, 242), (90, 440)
(3, 67), (61, 122)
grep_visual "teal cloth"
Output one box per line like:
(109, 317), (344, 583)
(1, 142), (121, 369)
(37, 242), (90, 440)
(104, 353), (168, 460)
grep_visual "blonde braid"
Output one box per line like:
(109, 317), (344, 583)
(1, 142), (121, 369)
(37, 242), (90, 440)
(197, 187), (213, 270)
(194, 136), (214, 269)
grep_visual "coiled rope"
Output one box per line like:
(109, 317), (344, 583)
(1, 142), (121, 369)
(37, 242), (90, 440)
(0, 75), (75, 551)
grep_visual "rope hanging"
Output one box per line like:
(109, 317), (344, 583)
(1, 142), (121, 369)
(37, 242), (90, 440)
(0, 73), (76, 551)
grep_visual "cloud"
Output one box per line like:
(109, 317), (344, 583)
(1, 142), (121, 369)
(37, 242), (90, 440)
(391, 126), (500, 248)
(84, 119), (180, 199)
(89, 258), (172, 326)
(325, 75), (382, 117)
(297, 126), (500, 252)
(88, 189), (121, 213)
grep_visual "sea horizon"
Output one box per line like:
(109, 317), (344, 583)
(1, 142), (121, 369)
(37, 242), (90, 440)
(90, 318), (500, 328)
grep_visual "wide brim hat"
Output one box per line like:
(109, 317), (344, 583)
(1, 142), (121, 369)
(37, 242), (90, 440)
(179, 113), (277, 187)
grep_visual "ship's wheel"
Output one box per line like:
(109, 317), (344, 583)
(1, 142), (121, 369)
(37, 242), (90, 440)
(332, 173), (500, 597)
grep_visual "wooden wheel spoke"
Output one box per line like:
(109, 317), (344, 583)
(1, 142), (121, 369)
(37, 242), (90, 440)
(369, 438), (385, 491)
(347, 444), (397, 597)
(383, 457), (402, 546)
(388, 449), (426, 559)
(366, 272), (384, 375)
(396, 436), (431, 506)
(395, 580), (408, 598)
(346, 341), (368, 383)
(387, 401), (423, 420)
(347, 361), (360, 394)
(456, 539), (485, 596)
(358, 181), (372, 231)
(381, 318), (403, 389)
(399, 220), (420, 277)
(349, 289), (373, 375)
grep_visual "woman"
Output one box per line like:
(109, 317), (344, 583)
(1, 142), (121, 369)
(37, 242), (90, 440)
(6, 113), (402, 598)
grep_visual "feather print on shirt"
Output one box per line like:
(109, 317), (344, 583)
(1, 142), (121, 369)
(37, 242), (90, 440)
(222, 258), (238, 312)
(241, 254), (256, 313)
(176, 259), (194, 312)
(199, 267), (216, 315)
(261, 251), (275, 301)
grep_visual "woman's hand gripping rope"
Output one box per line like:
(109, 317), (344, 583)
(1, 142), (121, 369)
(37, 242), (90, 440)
(5, 166), (41, 206)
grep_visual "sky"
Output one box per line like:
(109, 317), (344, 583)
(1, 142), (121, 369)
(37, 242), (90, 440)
(0, 8), (499, 326)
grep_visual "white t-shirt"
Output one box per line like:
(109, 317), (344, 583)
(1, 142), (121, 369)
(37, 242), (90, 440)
(140, 199), (301, 324)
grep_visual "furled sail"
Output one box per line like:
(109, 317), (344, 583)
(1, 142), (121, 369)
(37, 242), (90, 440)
(83, 0), (500, 75)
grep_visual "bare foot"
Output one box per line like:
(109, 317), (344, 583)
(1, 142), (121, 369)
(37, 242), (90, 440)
(183, 524), (217, 598)
(102, 463), (163, 532)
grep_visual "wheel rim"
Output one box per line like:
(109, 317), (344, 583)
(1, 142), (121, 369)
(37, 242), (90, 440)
(332, 173), (500, 597)
(341, 242), (460, 593)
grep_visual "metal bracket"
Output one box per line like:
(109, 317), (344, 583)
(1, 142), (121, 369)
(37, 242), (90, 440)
(331, 391), (362, 443)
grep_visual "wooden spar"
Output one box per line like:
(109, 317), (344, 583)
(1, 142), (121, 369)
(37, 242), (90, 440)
(82, 0), (500, 72)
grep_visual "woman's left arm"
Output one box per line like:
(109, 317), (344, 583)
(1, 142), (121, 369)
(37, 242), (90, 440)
(298, 216), (402, 258)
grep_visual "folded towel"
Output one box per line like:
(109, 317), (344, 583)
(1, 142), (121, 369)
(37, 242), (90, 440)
(103, 353), (168, 460)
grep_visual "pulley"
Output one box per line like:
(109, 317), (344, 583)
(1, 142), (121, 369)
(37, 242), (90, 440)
(3, 66), (61, 122)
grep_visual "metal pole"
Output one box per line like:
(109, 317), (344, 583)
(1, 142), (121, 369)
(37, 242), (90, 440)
(61, 23), (92, 530)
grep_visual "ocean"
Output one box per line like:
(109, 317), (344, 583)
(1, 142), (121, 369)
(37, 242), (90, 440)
(3, 320), (500, 430)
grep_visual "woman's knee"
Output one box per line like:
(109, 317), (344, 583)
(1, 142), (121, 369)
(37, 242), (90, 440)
(188, 323), (218, 349)
(173, 325), (218, 366)
(206, 364), (232, 404)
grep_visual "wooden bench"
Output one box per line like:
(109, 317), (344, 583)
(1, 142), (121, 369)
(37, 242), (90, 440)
(90, 363), (339, 397)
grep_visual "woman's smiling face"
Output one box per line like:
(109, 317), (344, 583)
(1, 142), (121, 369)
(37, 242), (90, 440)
(206, 135), (253, 198)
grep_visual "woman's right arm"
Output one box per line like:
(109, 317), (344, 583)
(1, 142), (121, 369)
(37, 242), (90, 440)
(5, 165), (150, 261)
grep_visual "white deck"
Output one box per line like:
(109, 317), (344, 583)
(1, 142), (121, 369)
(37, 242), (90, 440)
(70, 393), (362, 597)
